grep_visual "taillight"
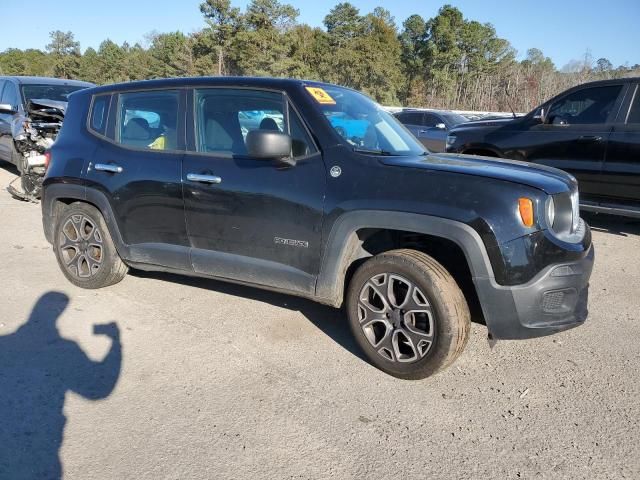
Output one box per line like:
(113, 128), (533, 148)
(44, 151), (51, 170)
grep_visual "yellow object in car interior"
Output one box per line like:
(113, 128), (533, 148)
(149, 135), (166, 150)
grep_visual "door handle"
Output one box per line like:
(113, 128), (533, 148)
(577, 135), (603, 143)
(186, 173), (222, 184)
(94, 163), (123, 173)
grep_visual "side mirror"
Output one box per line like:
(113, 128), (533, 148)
(0, 103), (17, 114)
(246, 130), (293, 164)
(435, 122), (447, 130)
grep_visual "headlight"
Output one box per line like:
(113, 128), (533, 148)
(445, 134), (456, 148)
(546, 190), (583, 242)
(570, 190), (580, 233)
(545, 195), (555, 228)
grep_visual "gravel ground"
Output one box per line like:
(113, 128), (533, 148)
(0, 165), (639, 479)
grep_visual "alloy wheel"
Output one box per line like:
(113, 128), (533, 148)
(357, 273), (435, 363)
(58, 214), (104, 279)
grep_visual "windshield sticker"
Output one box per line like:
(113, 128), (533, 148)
(305, 87), (336, 105)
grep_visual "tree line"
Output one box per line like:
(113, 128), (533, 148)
(1, 1), (638, 112)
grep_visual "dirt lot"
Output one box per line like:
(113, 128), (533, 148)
(1, 165), (639, 479)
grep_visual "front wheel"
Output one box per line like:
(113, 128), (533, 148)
(346, 249), (470, 380)
(53, 202), (128, 289)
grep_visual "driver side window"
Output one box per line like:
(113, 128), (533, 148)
(548, 85), (622, 125)
(1, 83), (19, 110)
(422, 113), (441, 128)
(193, 88), (316, 158)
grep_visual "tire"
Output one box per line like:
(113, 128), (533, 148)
(346, 249), (470, 380)
(53, 202), (128, 289)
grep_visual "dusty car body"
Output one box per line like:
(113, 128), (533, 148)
(0, 76), (94, 201)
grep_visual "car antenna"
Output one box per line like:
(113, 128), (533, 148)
(504, 84), (517, 119)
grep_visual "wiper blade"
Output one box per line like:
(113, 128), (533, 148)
(353, 147), (393, 156)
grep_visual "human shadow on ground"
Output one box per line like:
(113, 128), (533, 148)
(0, 291), (121, 479)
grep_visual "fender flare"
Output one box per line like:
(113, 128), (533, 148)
(42, 183), (130, 258)
(315, 210), (496, 307)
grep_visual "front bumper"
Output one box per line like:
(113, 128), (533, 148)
(476, 244), (594, 340)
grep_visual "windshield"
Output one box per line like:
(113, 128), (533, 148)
(21, 84), (86, 103)
(307, 85), (425, 156)
(442, 113), (469, 126)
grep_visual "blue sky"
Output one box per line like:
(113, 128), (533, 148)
(1, 0), (638, 68)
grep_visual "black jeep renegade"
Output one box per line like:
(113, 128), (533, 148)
(42, 77), (594, 379)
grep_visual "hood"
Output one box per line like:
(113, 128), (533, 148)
(382, 152), (575, 195)
(26, 98), (67, 121)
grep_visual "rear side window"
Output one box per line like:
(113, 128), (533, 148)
(193, 88), (316, 158)
(89, 94), (111, 135)
(398, 112), (423, 125)
(548, 85), (622, 125)
(117, 90), (180, 150)
(422, 113), (442, 128)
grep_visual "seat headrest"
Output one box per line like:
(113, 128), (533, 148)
(123, 117), (150, 140)
(205, 118), (233, 150)
(259, 117), (280, 131)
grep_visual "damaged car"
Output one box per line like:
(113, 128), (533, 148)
(0, 76), (94, 201)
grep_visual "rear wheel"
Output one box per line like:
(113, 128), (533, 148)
(53, 202), (128, 289)
(346, 249), (470, 380)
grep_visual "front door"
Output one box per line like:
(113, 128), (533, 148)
(601, 83), (640, 209)
(85, 88), (189, 270)
(182, 87), (326, 295)
(417, 112), (448, 152)
(523, 84), (625, 202)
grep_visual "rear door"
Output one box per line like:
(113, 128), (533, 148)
(524, 84), (625, 202)
(396, 111), (424, 142)
(84, 88), (190, 270)
(601, 83), (640, 210)
(182, 87), (325, 295)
